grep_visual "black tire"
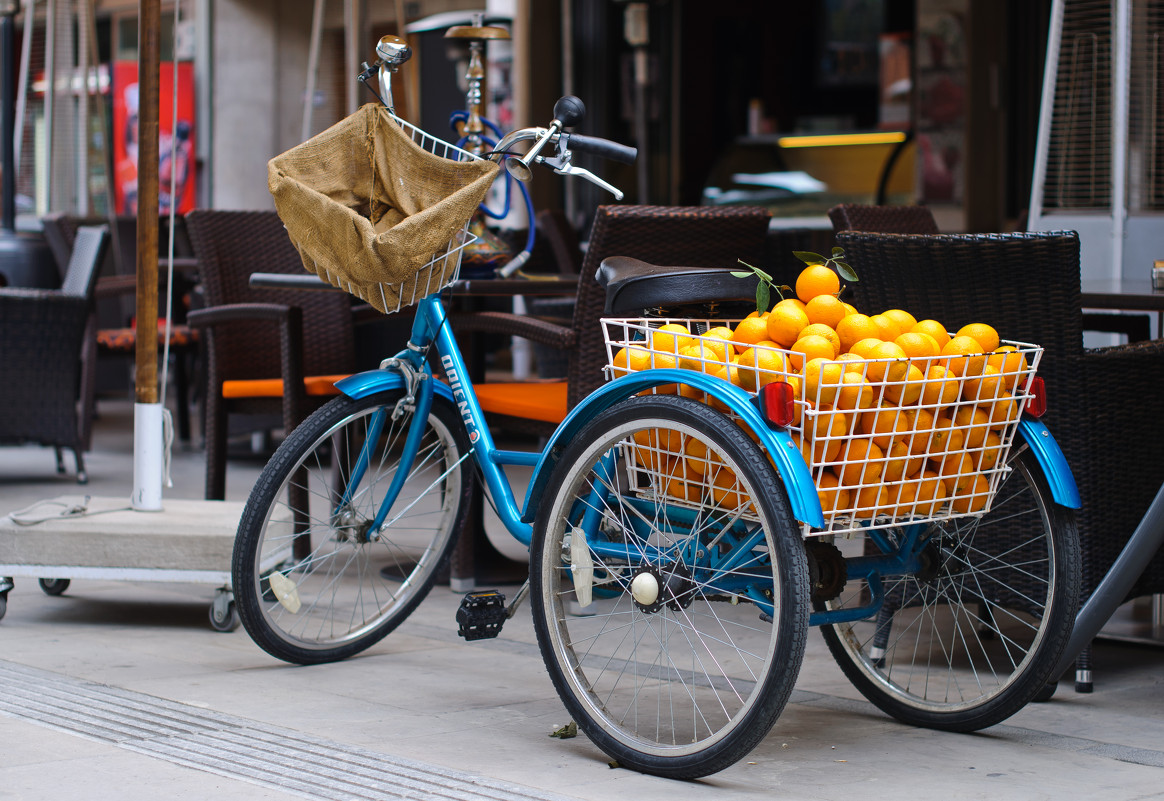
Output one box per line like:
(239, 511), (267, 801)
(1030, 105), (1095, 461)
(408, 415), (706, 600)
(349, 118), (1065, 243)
(530, 395), (809, 779)
(38, 578), (70, 596)
(234, 389), (471, 664)
(820, 445), (1080, 731)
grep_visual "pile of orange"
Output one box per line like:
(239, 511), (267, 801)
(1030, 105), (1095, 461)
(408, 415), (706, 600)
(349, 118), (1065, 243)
(608, 260), (1037, 525)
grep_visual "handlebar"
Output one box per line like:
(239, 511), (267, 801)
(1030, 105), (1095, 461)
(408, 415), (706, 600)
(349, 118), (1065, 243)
(564, 133), (638, 165)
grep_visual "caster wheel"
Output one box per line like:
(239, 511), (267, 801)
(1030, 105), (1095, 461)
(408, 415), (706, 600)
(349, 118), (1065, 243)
(39, 578), (71, 596)
(209, 593), (239, 632)
(0, 593), (7, 621)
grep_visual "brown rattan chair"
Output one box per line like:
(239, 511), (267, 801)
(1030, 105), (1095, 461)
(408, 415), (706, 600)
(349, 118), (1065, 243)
(446, 204), (772, 588)
(827, 203), (940, 235)
(837, 229), (1164, 692)
(0, 224), (109, 482)
(185, 209), (363, 501)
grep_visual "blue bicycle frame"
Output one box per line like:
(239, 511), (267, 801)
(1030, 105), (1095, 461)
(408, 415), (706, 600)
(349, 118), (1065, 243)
(334, 289), (1082, 629)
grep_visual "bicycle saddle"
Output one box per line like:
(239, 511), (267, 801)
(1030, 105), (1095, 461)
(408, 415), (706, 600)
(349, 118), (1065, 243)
(596, 256), (759, 314)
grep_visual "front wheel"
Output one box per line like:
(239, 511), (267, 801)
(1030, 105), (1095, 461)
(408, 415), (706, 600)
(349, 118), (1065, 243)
(530, 395), (810, 779)
(820, 446), (1080, 731)
(233, 389), (472, 664)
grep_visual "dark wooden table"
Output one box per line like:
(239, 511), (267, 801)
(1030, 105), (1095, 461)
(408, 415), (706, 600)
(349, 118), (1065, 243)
(1081, 278), (1164, 338)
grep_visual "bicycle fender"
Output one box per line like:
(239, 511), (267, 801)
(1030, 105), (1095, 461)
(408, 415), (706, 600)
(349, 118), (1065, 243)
(1017, 418), (1081, 508)
(521, 368), (824, 528)
(335, 370), (457, 405)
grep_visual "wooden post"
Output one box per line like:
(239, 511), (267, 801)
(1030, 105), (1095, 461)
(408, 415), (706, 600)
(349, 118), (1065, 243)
(135, 0), (160, 405)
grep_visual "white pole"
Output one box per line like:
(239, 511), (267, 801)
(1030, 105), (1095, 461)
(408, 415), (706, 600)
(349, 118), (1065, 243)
(1111, 0), (1131, 281)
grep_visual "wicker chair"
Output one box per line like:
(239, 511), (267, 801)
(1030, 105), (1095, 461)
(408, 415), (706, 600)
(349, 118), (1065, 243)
(446, 204), (772, 588)
(41, 213), (201, 441)
(185, 209), (363, 501)
(827, 203), (940, 235)
(837, 229), (1164, 691)
(0, 225), (109, 482)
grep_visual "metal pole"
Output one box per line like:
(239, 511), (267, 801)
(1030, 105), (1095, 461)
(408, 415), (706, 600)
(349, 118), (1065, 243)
(136, 0), (160, 406)
(301, 0), (324, 142)
(2, 8), (16, 231)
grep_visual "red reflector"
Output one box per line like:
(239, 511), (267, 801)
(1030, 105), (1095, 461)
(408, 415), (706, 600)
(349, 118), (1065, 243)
(759, 381), (795, 428)
(1025, 376), (1047, 418)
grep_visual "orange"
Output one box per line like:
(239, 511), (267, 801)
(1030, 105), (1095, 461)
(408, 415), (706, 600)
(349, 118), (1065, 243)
(987, 346), (1028, 389)
(650, 323), (694, 354)
(683, 436), (723, 476)
(882, 308), (918, 333)
(766, 304), (810, 348)
(859, 403), (911, 449)
(895, 332), (941, 361)
(870, 314), (903, 342)
(972, 430), (1004, 471)
(837, 436), (885, 486)
(986, 395), (1021, 430)
(890, 478), (921, 517)
(950, 473), (990, 514)
(816, 469), (852, 515)
(904, 406), (936, 456)
(772, 297), (807, 314)
(743, 309), (769, 321)
(883, 439), (923, 481)
(849, 337), (885, 360)
(789, 334), (836, 370)
(927, 415), (965, 458)
(953, 405), (991, 448)
(936, 452), (977, 490)
(800, 323), (841, 357)
(837, 352), (869, 374)
(731, 317), (773, 354)
(911, 319), (951, 351)
(866, 341), (910, 383)
(913, 469), (949, 515)
(842, 302), (860, 316)
(836, 314), (882, 353)
(835, 372), (875, 411)
(957, 322), (1000, 353)
(612, 345), (653, 374)
(692, 330), (732, 365)
(962, 365), (1005, 403)
(632, 428), (683, 471)
(803, 357), (845, 405)
(736, 345), (786, 392)
(805, 294), (848, 328)
(709, 466), (749, 509)
(920, 365), (961, 409)
(883, 363), (926, 406)
(852, 484), (891, 519)
(795, 263), (841, 303)
(785, 375), (804, 426)
(806, 406), (851, 464)
(939, 335), (986, 377)
(664, 465), (702, 503)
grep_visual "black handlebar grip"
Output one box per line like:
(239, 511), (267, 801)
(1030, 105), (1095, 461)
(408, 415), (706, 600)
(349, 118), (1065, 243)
(553, 96), (586, 128)
(567, 133), (638, 165)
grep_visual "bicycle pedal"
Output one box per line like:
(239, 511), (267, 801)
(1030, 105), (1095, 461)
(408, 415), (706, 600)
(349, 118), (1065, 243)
(456, 590), (508, 640)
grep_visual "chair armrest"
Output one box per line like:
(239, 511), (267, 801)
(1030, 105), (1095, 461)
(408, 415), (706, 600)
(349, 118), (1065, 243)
(188, 302), (307, 427)
(95, 274), (138, 299)
(448, 311), (575, 350)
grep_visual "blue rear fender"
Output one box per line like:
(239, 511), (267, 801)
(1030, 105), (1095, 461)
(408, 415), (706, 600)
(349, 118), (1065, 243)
(1017, 418), (1080, 508)
(521, 368), (824, 528)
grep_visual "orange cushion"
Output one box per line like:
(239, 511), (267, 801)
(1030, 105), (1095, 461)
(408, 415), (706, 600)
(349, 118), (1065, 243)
(222, 374), (350, 399)
(474, 381), (568, 424)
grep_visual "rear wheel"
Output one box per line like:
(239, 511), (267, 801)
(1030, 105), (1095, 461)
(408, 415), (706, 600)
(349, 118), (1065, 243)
(233, 389), (471, 664)
(530, 395), (809, 778)
(820, 446), (1080, 730)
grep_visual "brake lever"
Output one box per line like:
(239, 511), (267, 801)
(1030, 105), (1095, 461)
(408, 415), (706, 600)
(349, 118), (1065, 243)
(542, 152), (625, 201)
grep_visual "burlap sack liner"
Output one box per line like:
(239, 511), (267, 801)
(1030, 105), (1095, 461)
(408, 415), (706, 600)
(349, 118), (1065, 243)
(268, 104), (498, 301)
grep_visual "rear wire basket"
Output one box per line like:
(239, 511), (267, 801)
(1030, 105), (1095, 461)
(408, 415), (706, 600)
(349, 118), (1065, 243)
(601, 317), (1042, 536)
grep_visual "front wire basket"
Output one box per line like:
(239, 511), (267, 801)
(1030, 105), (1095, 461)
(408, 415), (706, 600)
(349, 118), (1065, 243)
(268, 105), (499, 315)
(601, 317), (1042, 536)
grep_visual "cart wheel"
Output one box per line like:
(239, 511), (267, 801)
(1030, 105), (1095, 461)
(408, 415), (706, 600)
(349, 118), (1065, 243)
(38, 578), (70, 596)
(209, 590), (239, 632)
